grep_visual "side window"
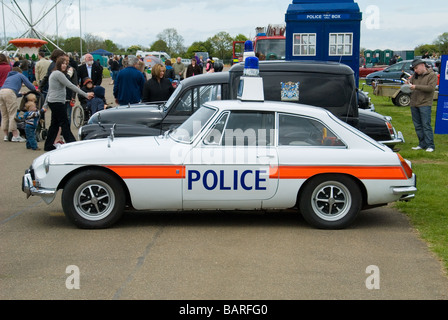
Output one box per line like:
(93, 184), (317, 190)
(171, 85), (222, 116)
(222, 112), (275, 146)
(203, 113), (229, 145)
(172, 89), (194, 115)
(278, 114), (345, 147)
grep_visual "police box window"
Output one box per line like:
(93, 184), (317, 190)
(329, 33), (353, 56)
(293, 33), (316, 56)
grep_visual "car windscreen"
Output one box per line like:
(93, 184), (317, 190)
(169, 106), (217, 143)
(255, 39), (286, 60)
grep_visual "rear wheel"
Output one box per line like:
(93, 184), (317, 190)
(394, 93), (411, 107)
(62, 170), (125, 228)
(299, 175), (362, 229)
(72, 105), (85, 128)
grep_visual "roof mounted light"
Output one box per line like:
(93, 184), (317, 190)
(243, 56), (259, 77)
(237, 56), (264, 102)
(243, 40), (255, 62)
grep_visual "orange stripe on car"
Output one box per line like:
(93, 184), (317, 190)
(106, 165), (407, 180)
(271, 166), (407, 180)
(105, 165), (185, 179)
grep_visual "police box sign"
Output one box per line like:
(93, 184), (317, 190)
(293, 14), (354, 21)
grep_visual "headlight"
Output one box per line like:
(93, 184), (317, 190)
(44, 156), (50, 173)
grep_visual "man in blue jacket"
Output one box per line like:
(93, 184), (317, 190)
(0, 67), (36, 142)
(113, 55), (145, 105)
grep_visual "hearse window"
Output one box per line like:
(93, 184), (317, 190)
(222, 111), (275, 146)
(278, 114), (345, 147)
(171, 85), (222, 116)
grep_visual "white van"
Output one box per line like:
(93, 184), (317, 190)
(135, 50), (171, 61)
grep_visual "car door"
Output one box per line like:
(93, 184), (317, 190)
(382, 62), (405, 81)
(183, 110), (278, 209)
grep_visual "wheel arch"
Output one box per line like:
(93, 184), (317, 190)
(296, 173), (368, 209)
(57, 165), (132, 207)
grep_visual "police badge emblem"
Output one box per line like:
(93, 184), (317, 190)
(281, 81), (300, 101)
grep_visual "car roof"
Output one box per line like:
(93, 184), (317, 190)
(180, 71), (229, 86)
(203, 99), (332, 117)
(230, 60), (355, 76)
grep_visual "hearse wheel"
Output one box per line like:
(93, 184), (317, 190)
(62, 169), (125, 228)
(299, 175), (362, 229)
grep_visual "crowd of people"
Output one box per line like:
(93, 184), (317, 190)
(0, 49), (220, 152)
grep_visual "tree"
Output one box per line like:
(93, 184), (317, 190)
(104, 39), (119, 53)
(208, 31), (233, 60)
(62, 37), (86, 54)
(186, 40), (213, 59)
(434, 32), (448, 55)
(234, 34), (248, 42)
(84, 33), (105, 52)
(150, 39), (169, 53)
(415, 44), (438, 57)
(156, 28), (185, 57)
(126, 45), (142, 55)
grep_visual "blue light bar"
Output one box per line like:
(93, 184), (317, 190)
(243, 56), (259, 76)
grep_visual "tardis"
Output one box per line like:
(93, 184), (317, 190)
(285, 0), (362, 85)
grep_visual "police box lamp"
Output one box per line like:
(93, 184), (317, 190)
(237, 56), (265, 102)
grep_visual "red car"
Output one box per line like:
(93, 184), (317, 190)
(359, 65), (387, 78)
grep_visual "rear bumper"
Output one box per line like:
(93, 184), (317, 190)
(392, 186), (417, 201)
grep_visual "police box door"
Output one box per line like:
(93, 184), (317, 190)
(182, 111), (279, 209)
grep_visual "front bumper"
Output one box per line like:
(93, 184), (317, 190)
(22, 169), (57, 204)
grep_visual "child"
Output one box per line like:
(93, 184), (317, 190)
(79, 77), (94, 108)
(23, 100), (40, 150)
(88, 86), (107, 116)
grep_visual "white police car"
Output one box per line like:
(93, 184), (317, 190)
(22, 57), (416, 229)
(22, 98), (416, 229)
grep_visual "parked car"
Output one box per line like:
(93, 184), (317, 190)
(22, 99), (416, 229)
(79, 61), (404, 149)
(359, 65), (387, 78)
(365, 59), (438, 85)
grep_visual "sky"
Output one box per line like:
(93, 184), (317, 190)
(2, 0), (448, 52)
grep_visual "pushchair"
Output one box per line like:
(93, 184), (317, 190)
(72, 101), (91, 129)
(14, 91), (47, 142)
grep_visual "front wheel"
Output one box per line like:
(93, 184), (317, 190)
(72, 105), (85, 129)
(299, 175), (362, 229)
(62, 170), (125, 228)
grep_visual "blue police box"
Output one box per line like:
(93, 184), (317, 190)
(435, 55), (448, 134)
(285, 0), (362, 85)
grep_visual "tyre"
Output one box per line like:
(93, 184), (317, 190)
(62, 170), (125, 228)
(394, 93), (411, 107)
(72, 105), (85, 129)
(299, 175), (362, 229)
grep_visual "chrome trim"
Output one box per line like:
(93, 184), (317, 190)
(392, 186), (417, 201)
(22, 172), (57, 204)
(378, 131), (404, 146)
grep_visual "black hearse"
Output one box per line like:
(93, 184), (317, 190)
(78, 61), (403, 149)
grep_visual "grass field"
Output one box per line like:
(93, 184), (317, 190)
(360, 81), (448, 273)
